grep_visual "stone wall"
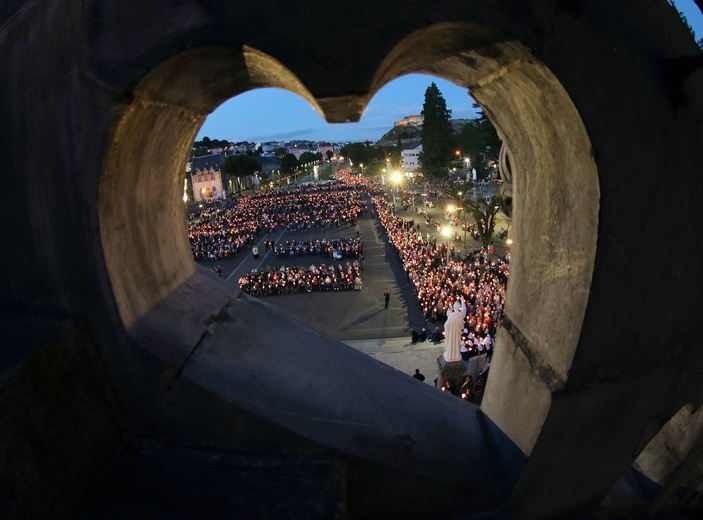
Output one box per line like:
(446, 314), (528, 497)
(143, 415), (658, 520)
(1, 1), (702, 518)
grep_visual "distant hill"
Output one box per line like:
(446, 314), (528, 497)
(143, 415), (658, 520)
(377, 118), (471, 146)
(377, 124), (421, 145)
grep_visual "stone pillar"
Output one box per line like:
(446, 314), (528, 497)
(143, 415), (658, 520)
(436, 355), (466, 395)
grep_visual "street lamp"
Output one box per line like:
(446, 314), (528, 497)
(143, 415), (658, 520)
(441, 225), (452, 266)
(446, 202), (465, 250)
(360, 162), (364, 176)
(408, 173), (415, 215)
(391, 170), (403, 207)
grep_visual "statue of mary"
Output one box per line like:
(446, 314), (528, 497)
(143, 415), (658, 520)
(443, 297), (466, 362)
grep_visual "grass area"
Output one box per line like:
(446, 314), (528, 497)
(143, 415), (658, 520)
(318, 163), (335, 181)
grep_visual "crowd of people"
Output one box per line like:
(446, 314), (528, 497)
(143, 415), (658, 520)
(190, 170), (508, 366)
(238, 261), (362, 296)
(272, 236), (363, 260)
(373, 195), (509, 360)
(187, 181), (367, 261)
(188, 204), (260, 261)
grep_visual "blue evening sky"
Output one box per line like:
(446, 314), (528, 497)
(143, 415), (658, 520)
(196, 1), (703, 144)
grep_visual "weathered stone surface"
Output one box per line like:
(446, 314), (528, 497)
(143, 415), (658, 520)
(633, 405), (703, 486)
(437, 355), (467, 393)
(481, 326), (552, 456)
(1, 1), (703, 519)
(0, 317), (121, 519)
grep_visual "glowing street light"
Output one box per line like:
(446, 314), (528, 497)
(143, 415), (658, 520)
(390, 170), (403, 207)
(448, 198), (467, 249)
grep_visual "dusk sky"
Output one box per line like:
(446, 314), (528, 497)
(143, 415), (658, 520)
(196, 1), (703, 144)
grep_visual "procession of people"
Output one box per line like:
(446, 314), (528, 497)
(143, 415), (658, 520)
(187, 169), (509, 399)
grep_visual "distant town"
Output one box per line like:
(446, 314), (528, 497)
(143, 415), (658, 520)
(188, 103), (501, 203)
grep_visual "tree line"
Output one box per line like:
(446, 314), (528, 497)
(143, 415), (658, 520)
(219, 149), (325, 195)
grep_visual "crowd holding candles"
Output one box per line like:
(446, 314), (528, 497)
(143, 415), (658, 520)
(373, 195), (508, 359)
(239, 261), (363, 295)
(188, 170), (508, 360)
(187, 180), (366, 261)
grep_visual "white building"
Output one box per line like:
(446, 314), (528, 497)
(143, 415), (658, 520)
(394, 115), (424, 127)
(401, 144), (422, 171)
(191, 166), (224, 202)
(316, 144), (335, 159)
(287, 147), (310, 159)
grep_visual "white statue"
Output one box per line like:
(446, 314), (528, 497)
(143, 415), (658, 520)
(443, 297), (467, 362)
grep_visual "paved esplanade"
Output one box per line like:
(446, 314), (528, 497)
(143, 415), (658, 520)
(215, 193), (447, 383)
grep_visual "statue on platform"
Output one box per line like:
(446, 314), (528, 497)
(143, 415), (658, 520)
(443, 297), (466, 362)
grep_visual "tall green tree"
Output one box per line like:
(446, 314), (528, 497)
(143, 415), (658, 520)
(280, 153), (298, 174)
(325, 150), (334, 162)
(221, 154), (261, 195)
(420, 82), (454, 177)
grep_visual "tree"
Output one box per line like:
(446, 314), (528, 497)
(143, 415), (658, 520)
(325, 150), (334, 162)
(221, 154), (261, 195)
(420, 82), (454, 177)
(467, 194), (501, 249)
(457, 104), (501, 180)
(273, 147), (287, 159)
(280, 153), (298, 174)
(192, 136), (233, 156)
(446, 185), (500, 248)
(668, 0), (701, 49)
(339, 142), (371, 167)
(298, 151), (318, 165)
